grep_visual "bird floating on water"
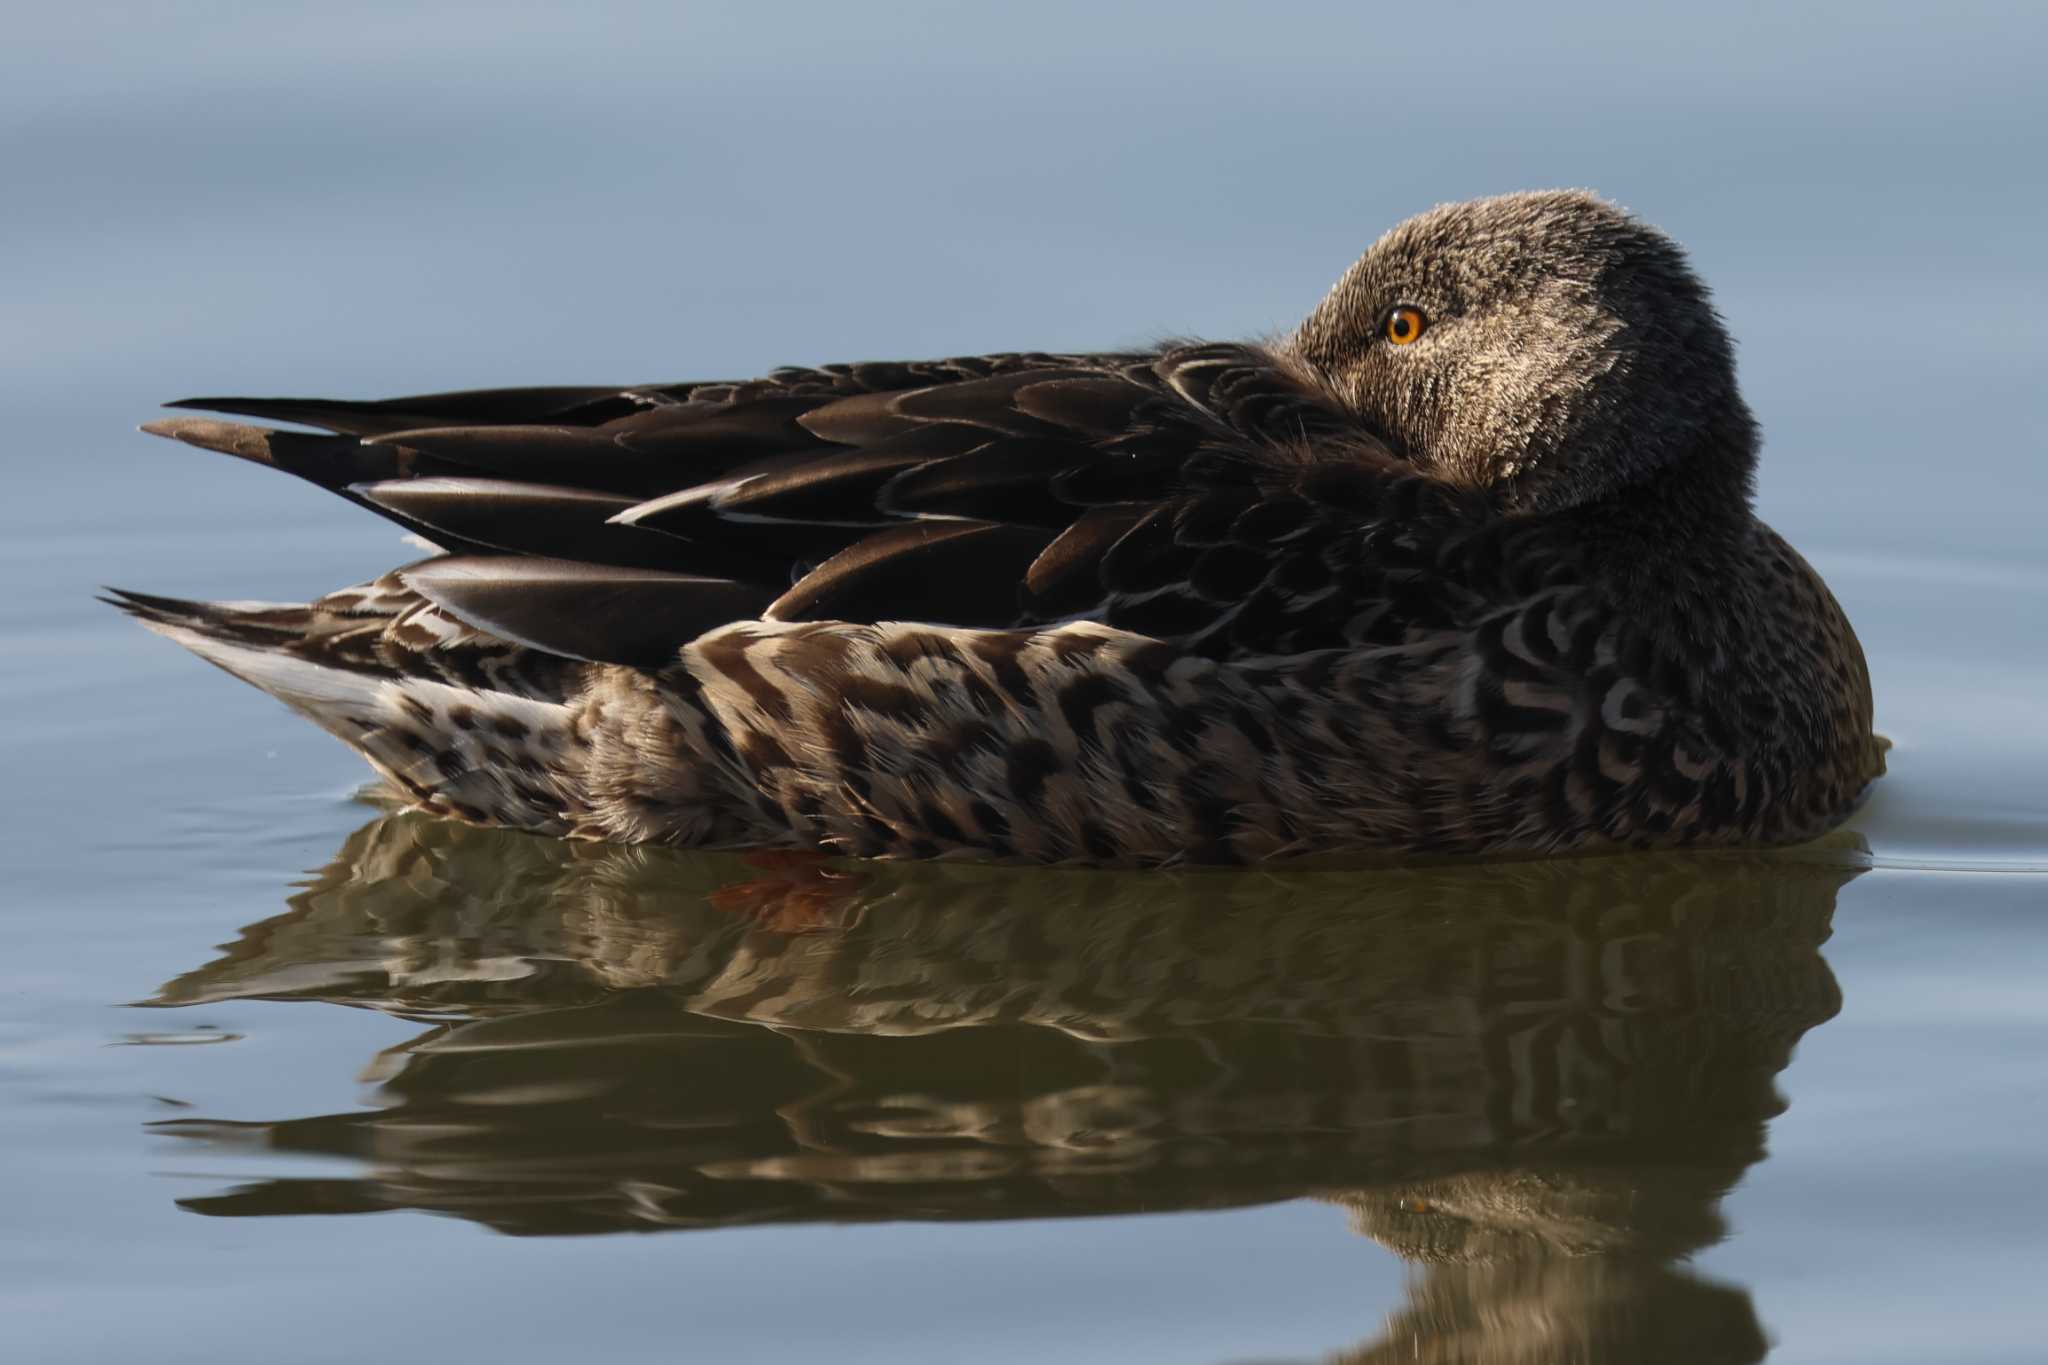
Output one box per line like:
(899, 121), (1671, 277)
(114, 190), (1882, 864)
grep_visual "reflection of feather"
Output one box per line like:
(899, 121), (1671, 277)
(143, 816), (1853, 1361)
(1332, 1253), (1769, 1365)
(151, 815), (1852, 1222)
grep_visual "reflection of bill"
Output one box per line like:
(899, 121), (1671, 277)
(151, 814), (1859, 1362)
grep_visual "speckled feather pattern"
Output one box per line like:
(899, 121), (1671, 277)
(116, 191), (1883, 863)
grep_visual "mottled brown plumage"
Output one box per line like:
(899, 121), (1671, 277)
(114, 190), (1883, 863)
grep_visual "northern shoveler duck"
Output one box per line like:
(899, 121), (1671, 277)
(114, 190), (1883, 864)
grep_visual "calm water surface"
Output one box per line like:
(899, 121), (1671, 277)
(4, 5), (2045, 1361)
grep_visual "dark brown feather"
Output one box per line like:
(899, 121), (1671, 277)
(711, 447), (946, 525)
(376, 426), (676, 496)
(878, 437), (1096, 526)
(166, 387), (637, 438)
(1021, 506), (1147, 619)
(403, 557), (779, 668)
(607, 396), (838, 463)
(767, 522), (1053, 627)
(352, 478), (690, 570)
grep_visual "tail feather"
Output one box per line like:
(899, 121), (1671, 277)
(164, 387), (636, 439)
(101, 588), (318, 649)
(139, 416), (430, 486)
(137, 416), (728, 572)
(108, 589), (580, 834)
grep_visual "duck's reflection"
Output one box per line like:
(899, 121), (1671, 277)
(151, 814), (1859, 1362)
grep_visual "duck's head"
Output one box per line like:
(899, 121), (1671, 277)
(1290, 190), (1756, 514)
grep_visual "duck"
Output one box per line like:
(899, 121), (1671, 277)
(112, 190), (1884, 864)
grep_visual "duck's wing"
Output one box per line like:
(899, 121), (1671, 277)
(148, 344), (1441, 664)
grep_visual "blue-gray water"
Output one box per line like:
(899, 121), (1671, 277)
(4, 4), (2045, 1361)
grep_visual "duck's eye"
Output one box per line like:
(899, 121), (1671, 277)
(1383, 305), (1427, 345)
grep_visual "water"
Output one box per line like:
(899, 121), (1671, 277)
(4, 4), (2045, 1361)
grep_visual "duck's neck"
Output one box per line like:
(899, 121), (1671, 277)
(1581, 396), (1754, 527)
(1566, 411), (1764, 629)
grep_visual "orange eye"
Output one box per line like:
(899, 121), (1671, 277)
(1383, 305), (1427, 346)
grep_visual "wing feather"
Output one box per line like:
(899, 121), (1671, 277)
(150, 343), (1419, 663)
(402, 557), (779, 668)
(767, 522), (1054, 627)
